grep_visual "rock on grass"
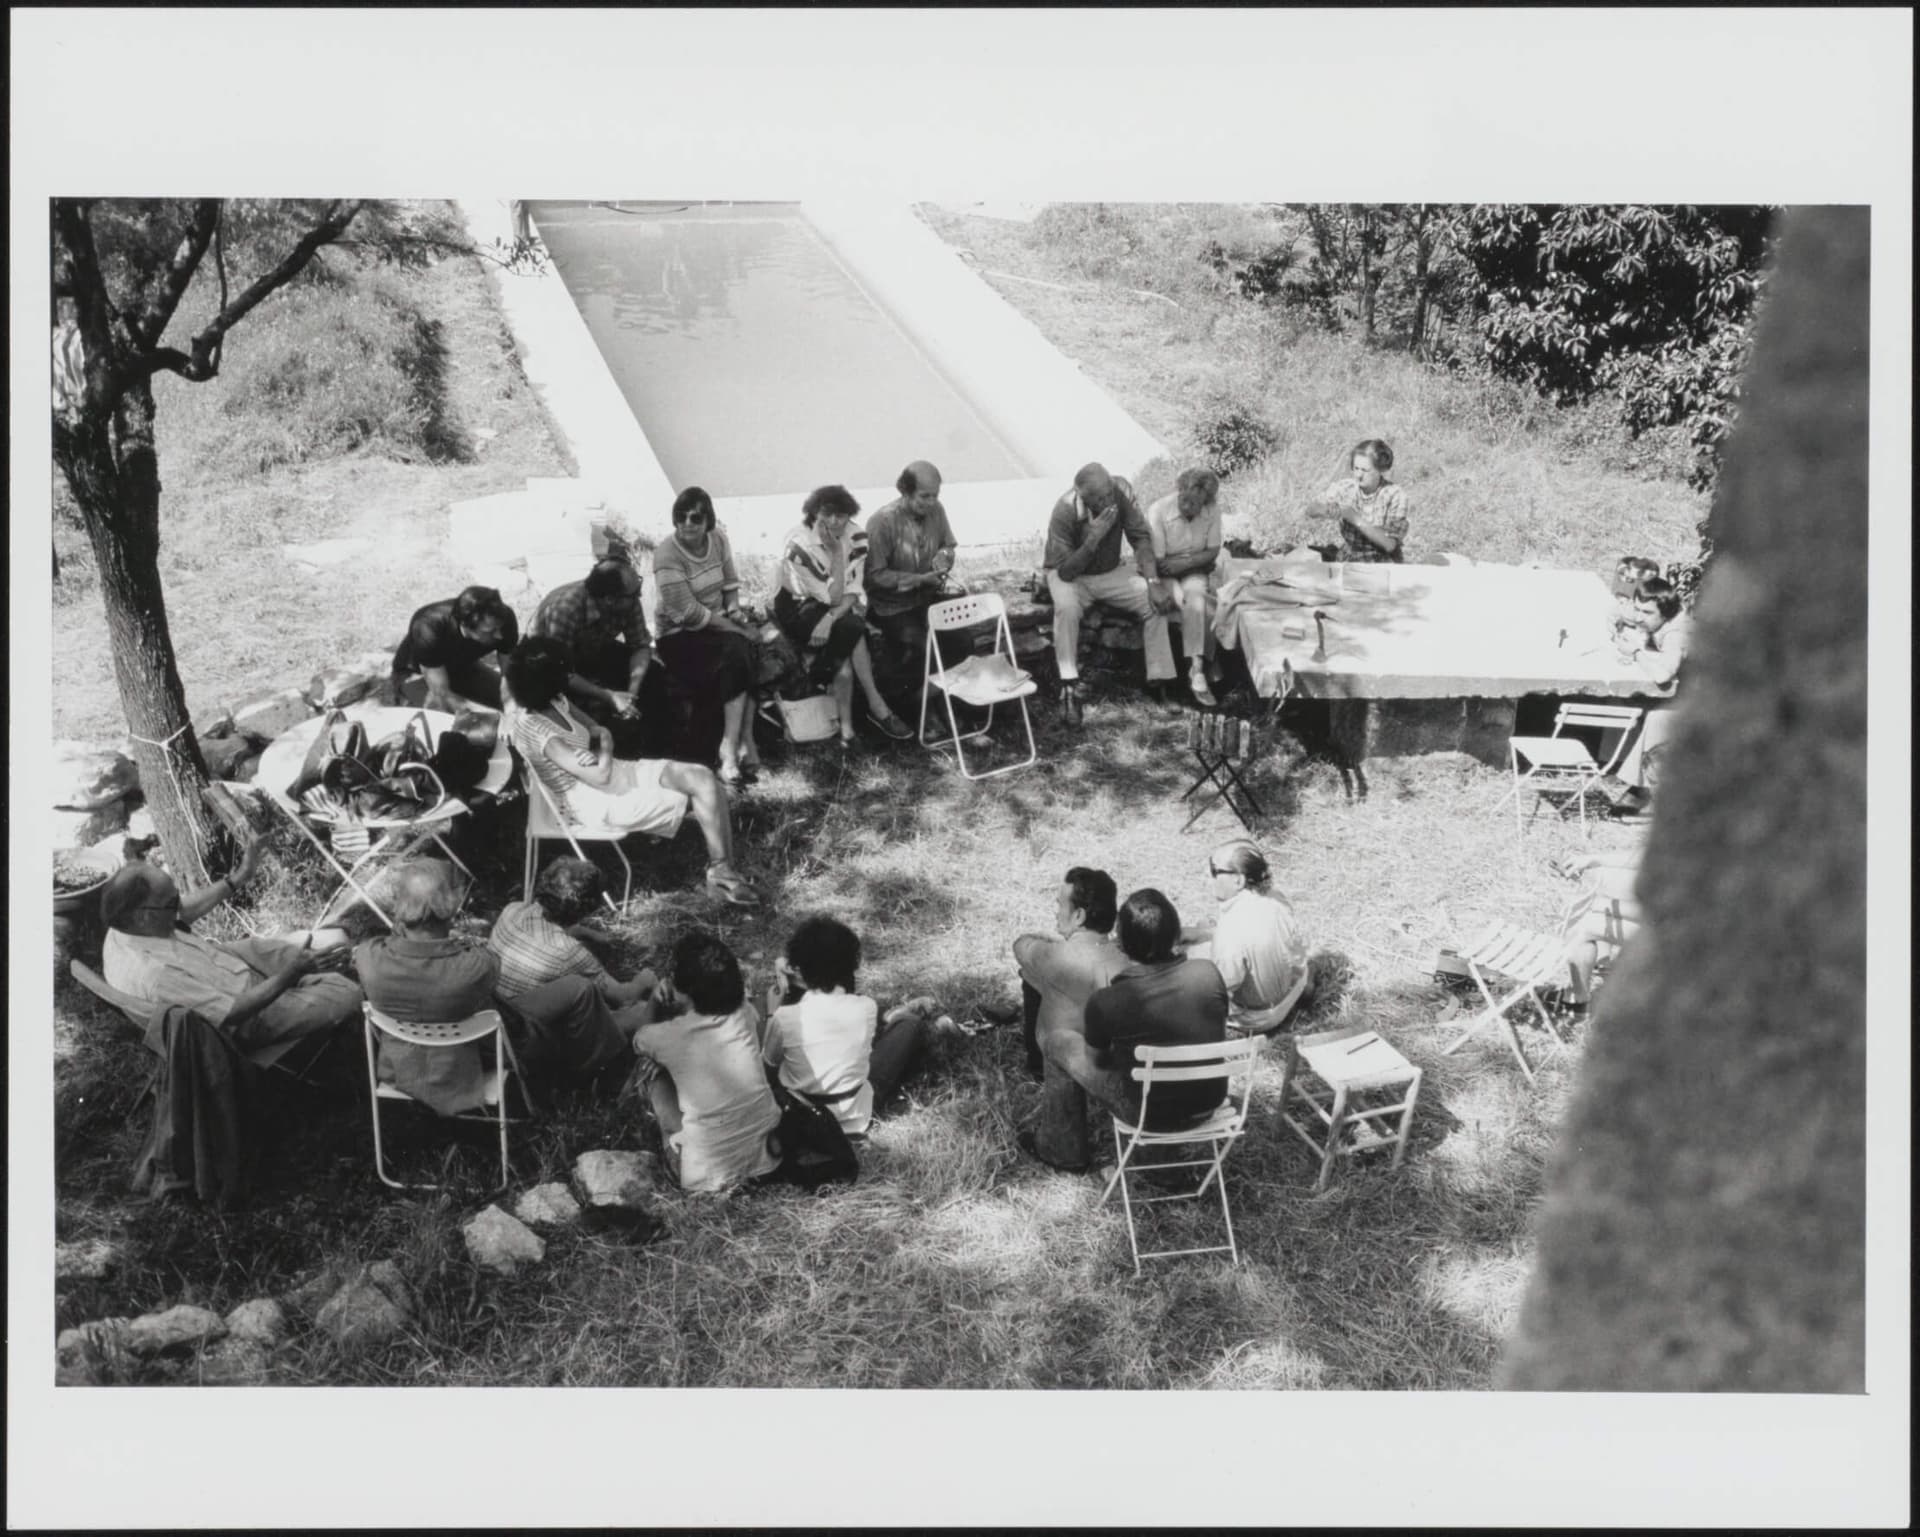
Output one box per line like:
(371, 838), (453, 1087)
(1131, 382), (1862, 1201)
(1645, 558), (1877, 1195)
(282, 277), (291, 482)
(464, 1204), (546, 1275)
(127, 1304), (227, 1358)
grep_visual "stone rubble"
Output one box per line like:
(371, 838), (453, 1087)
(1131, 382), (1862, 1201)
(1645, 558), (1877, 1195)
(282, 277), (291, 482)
(512, 1182), (583, 1229)
(464, 1204), (547, 1275)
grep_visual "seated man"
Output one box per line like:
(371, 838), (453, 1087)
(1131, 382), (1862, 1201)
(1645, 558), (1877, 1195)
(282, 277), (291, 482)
(1045, 887), (1229, 1133)
(1012, 865), (1128, 1172)
(863, 459), (967, 682)
(489, 856), (659, 1079)
(354, 860), (500, 1115)
(528, 555), (675, 760)
(99, 841), (361, 1070)
(1145, 467), (1228, 706)
(389, 585), (519, 713)
(1613, 574), (1693, 815)
(1044, 462), (1176, 719)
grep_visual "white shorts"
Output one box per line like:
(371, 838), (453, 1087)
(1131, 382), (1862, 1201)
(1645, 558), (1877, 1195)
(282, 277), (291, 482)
(568, 758), (689, 841)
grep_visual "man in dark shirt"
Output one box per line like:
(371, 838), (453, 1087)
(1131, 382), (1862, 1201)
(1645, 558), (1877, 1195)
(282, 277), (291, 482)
(1069, 887), (1229, 1129)
(529, 556), (675, 758)
(1043, 462), (1177, 716)
(390, 585), (519, 712)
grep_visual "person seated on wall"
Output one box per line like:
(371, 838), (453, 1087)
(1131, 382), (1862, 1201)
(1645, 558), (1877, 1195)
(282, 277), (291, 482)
(1146, 466), (1229, 706)
(1178, 839), (1311, 1038)
(354, 859), (501, 1114)
(651, 487), (763, 787)
(528, 554), (675, 760)
(503, 637), (763, 908)
(1610, 574), (1694, 819)
(1012, 865), (1129, 1172)
(489, 855), (662, 1079)
(1044, 462), (1177, 721)
(1610, 555), (1664, 640)
(1304, 438), (1409, 564)
(863, 459), (967, 684)
(631, 930), (783, 1193)
(389, 585), (520, 713)
(99, 840), (362, 1071)
(759, 916), (930, 1141)
(774, 484), (915, 744)
(1042, 887), (1229, 1134)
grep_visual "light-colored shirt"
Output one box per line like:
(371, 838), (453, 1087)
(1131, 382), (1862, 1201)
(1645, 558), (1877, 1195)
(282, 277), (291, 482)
(1211, 887), (1309, 1023)
(761, 988), (880, 1135)
(1633, 611), (1692, 689)
(1145, 492), (1223, 581)
(103, 927), (251, 1025)
(633, 1004), (781, 1193)
(864, 498), (957, 617)
(780, 518), (869, 608)
(505, 698), (596, 821)
(1012, 927), (1128, 1041)
(488, 898), (609, 1000)
(652, 525), (740, 635)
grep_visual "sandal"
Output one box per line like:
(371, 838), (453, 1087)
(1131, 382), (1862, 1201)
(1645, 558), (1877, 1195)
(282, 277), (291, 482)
(705, 865), (762, 908)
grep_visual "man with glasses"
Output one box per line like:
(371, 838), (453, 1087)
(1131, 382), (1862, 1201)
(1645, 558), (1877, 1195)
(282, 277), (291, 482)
(1180, 840), (1310, 1037)
(529, 554), (675, 759)
(99, 842), (362, 1070)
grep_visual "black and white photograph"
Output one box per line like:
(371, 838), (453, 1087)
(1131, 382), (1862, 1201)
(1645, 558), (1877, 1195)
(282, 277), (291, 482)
(10, 8), (1910, 1530)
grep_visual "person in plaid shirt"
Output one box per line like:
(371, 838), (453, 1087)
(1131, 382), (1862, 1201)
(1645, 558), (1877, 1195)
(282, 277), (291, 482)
(529, 556), (674, 758)
(1307, 438), (1410, 563)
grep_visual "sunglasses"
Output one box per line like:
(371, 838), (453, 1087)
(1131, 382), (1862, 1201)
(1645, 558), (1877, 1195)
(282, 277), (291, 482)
(677, 512), (712, 528)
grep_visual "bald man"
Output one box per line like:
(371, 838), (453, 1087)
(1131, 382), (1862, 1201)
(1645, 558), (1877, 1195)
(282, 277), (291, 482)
(99, 843), (361, 1069)
(863, 459), (968, 677)
(1044, 462), (1176, 717)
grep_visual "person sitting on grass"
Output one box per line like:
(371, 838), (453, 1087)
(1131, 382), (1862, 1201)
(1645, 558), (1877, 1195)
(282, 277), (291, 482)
(1306, 438), (1409, 564)
(503, 637), (762, 908)
(99, 840), (361, 1072)
(1045, 888), (1229, 1134)
(651, 486), (763, 787)
(354, 859), (500, 1115)
(1612, 574), (1693, 817)
(759, 916), (930, 1140)
(489, 856), (661, 1079)
(1179, 839), (1311, 1038)
(631, 930), (782, 1193)
(1145, 466), (1229, 706)
(528, 554), (674, 760)
(389, 584), (520, 713)
(774, 484), (916, 745)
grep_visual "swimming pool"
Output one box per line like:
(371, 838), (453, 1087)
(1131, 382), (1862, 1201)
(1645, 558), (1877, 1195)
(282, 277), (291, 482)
(528, 201), (1030, 498)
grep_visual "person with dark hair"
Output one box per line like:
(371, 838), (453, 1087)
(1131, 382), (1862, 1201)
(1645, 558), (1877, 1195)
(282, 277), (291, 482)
(1066, 888), (1229, 1131)
(758, 916), (929, 1138)
(1610, 555), (1664, 638)
(389, 585), (520, 712)
(1612, 574), (1694, 815)
(1044, 461), (1176, 719)
(504, 636), (762, 907)
(1012, 865), (1129, 1170)
(487, 856), (660, 1077)
(775, 485), (915, 743)
(651, 487), (762, 786)
(864, 459), (965, 679)
(528, 554), (674, 758)
(1180, 839), (1310, 1036)
(355, 860), (500, 1114)
(1145, 466), (1228, 705)
(99, 842), (361, 1070)
(631, 931), (782, 1192)
(1307, 438), (1408, 563)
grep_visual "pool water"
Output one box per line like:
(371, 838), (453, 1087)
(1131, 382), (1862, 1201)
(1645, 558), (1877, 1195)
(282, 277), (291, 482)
(528, 201), (1029, 499)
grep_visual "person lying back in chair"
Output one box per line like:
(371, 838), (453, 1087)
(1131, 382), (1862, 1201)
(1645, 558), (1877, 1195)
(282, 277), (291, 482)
(99, 842), (362, 1071)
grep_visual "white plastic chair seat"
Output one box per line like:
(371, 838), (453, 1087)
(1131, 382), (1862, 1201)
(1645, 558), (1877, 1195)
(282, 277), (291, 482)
(1509, 735), (1599, 769)
(929, 653), (1039, 708)
(918, 594), (1040, 781)
(1278, 1026), (1422, 1191)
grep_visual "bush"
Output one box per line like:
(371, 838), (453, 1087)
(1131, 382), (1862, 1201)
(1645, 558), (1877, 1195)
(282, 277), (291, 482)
(1191, 404), (1282, 478)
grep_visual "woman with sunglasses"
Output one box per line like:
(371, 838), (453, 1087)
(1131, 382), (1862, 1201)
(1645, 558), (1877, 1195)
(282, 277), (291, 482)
(651, 486), (763, 787)
(1181, 839), (1311, 1037)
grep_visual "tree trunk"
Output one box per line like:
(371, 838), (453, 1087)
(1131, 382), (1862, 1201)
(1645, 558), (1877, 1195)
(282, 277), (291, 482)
(56, 377), (218, 885)
(1410, 230), (1433, 356)
(1359, 208), (1376, 338)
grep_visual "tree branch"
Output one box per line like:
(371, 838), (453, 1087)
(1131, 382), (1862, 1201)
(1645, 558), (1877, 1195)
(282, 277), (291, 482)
(131, 199), (221, 352)
(177, 199), (365, 379)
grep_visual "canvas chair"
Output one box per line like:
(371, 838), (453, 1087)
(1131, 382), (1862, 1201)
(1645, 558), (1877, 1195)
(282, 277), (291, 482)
(1500, 703), (1645, 841)
(363, 1003), (525, 1192)
(918, 594), (1039, 781)
(520, 752), (633, 915)
(1276, 1023), (1423, 1191)
(1100, 1037), (1262, 1274)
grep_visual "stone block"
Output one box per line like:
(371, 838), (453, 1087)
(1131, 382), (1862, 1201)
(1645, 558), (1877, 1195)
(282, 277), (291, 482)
(280, 1263), (349, 1320)
(57, 1317), (132, 1370)
(572, 1149), (657, 1214)
(464, 1204), (547, 1275)
(224, 1297), (290, 1349)
(196, 1338), (272, 1386)
(1328, 698), (1515, 771)
(305, 664), (384, 711)
(126, 1304), (227, 1358)
(52, 743), (140, 809)
(54, 1238), (120, 1281)
(231, 687), (318, 746)
(513, 1182), (583, 1229)
(200, 733), (259, 780)
(314, 1265), (414, 1359)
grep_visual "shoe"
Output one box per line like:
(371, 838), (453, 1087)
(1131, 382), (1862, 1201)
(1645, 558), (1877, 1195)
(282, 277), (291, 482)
(872, 712), (915, 741)
(705, 865), (762, 908)
(1017, 1128), (1090, 1175)
(1190, 673), (1218, 708)
(1058, 683), (1083, 726)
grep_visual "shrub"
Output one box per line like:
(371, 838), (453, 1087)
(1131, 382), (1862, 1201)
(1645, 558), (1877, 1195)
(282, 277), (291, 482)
(1191, 404), (1282, 478)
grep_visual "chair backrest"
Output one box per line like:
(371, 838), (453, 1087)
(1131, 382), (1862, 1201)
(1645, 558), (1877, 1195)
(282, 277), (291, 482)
(1130, 1036), (1262, 1129)
(364, 1002), (503, 1050)
(1553, 702), (1645, 776)
(69, 959), (160, 1045)
(928, 592), (1007, 632)
(505, 716), (578, 827)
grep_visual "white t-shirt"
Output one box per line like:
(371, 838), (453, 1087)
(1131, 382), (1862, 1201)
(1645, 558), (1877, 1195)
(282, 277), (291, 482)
(762, 989), (880, 1135)
(1212, 888), (1309, 1022)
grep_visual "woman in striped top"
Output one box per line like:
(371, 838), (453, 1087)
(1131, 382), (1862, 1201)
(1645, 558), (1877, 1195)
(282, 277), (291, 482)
(503, 637), (762, 908)
(774, 485), (916, 745)
(652, 487), (761, 787)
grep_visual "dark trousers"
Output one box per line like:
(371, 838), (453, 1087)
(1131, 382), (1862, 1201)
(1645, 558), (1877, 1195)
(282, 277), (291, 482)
(657, 628), (754, 769)
(773, 591), (866, 684)
(1021, 981), (1045, 1076)
(572, 640), (677, 760)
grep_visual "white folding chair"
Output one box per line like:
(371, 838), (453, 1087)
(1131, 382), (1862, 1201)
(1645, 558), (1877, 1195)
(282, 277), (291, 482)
(521, 756), (632, 915)
(918, 594), (1039, 781)
(1500, 702), (1644, 841)
(363, 1003), (523, 1191)
(1441, 921), (1574, 1085)
(1100, 1037), (1261, 1274)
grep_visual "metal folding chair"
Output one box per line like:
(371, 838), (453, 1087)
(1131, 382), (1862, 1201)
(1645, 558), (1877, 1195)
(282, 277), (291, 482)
(363, 1003), (526, 1192)
(1500, 703), (1645, 842)
(521, 758), (632, 915)
(1441, 921), (1574, 1085)
(1100, 1037), (1261, 1274)
(918, 593), (1039, 781)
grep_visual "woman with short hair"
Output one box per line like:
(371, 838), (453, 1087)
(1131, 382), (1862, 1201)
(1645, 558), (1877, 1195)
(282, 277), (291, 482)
(503, 635), (761, 907)
(775, 484), (915, 744)
(651, 486), (761, 786)
(1180, 839), (1311, 1036)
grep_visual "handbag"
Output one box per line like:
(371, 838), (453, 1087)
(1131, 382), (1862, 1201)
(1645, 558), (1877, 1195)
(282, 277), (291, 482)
(767, 1079), (859, 1190)
(774, 694), (840, 744)
(291, 709), (448, 824)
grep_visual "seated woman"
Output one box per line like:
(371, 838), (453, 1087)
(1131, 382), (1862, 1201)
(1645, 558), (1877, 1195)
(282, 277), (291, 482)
(489, 856), (660, 1078)
(1304, 438), (1409, 564)
(354, 860), (500, 1114)
(631, 930), (782, 1193)
(389, 584), (519, 712)
(759, 916), (928, 1139)
(651, 486), (762, 786)
(503, 636), (762, 907)
(1179, 839), (1311, 1037)
(774, 484), (915, 744)
(1554, 845), (1646, 1019)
